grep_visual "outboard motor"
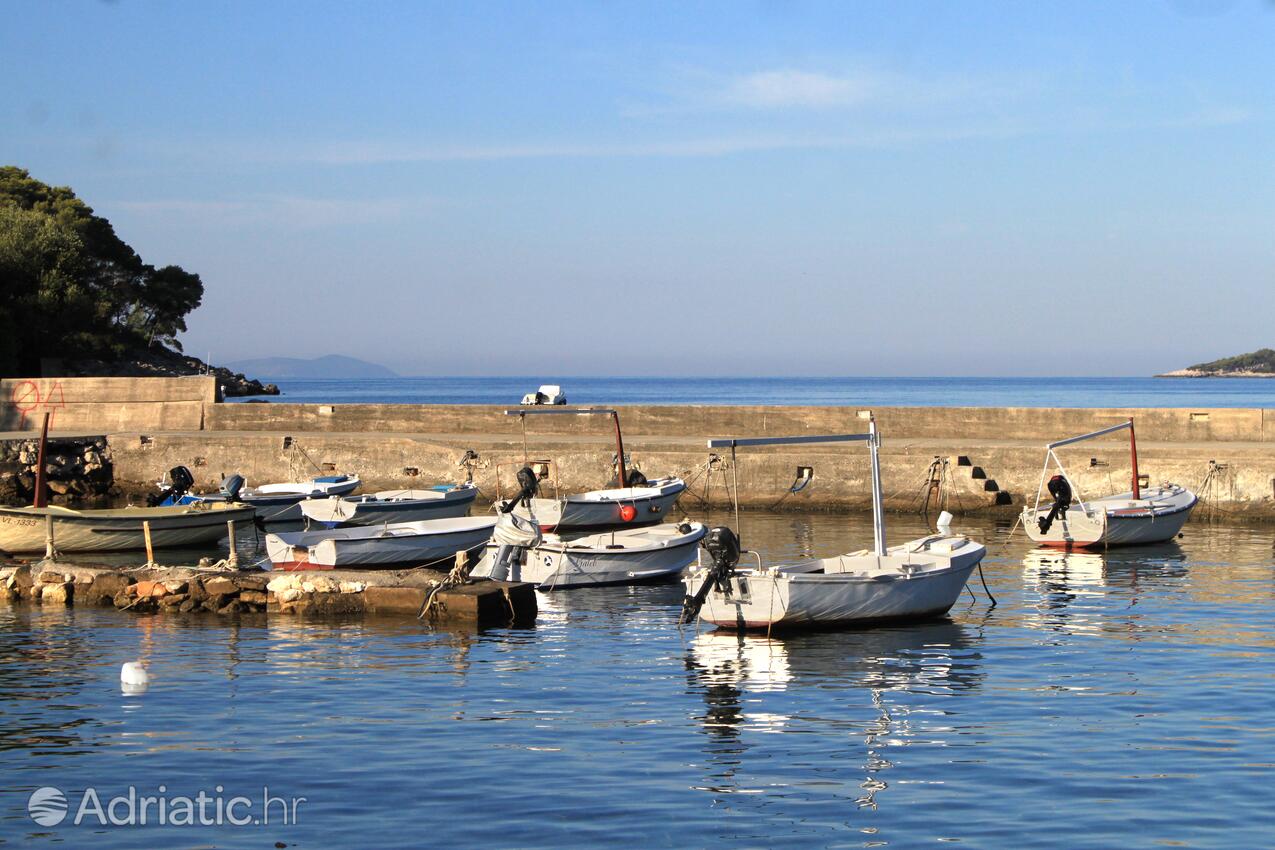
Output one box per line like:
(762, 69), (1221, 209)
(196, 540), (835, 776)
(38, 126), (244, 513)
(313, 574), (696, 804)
(678, 526), (741, 625)
(1038, 474), (1073, 534)
(500, 466), (540, 514)
(148, 465), (195, 506)
(485, 513), (544, 581)
(220, 473), (246, 503)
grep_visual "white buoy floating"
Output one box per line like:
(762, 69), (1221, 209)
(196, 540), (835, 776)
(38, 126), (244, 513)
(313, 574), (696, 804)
(120, 661), (149, 695)
(936, 511), (954, 534)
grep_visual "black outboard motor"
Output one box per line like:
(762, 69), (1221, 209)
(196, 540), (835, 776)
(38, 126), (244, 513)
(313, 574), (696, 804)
(220, 473), (246, 503)
(1038, 474), (1073, 534)
(148, 465), (195, 506)
(500, 466), (540, 514)
(678, 526), (741, 625)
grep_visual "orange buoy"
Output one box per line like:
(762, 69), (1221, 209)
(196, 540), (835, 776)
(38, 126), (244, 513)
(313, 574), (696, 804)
(619, 505), (637, 522)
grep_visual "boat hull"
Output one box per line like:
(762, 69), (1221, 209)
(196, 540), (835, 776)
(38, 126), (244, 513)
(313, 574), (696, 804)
(186, 476), (362, 523)
(1023, 486), (1197, 549)
(473, 523), (707, 589)
(513, 478), (686, 531)
(300, 486), (478, 528)
(0, 503), (255, 553)
(688, 538), (985, 631)
(266, 517), (497, 570)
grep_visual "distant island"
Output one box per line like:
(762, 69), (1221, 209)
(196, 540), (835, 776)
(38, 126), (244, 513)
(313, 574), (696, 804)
(1158, 348), (1275, 378)
(223, 354), (398, 379)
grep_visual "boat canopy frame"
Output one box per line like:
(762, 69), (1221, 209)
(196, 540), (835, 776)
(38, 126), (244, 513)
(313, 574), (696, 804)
(707, 419), (887, 556)
(504, 407), (632, 488)
(1031, 419), (1141, 516)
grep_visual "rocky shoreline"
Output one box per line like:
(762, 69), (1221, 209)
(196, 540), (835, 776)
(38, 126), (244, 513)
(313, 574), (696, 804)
(0, 435), (113, 506)
(51, 345), (279, 397)
(1155, 369), (1275, 378)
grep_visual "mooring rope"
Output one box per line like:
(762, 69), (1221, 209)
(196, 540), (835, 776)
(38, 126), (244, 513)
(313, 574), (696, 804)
(417, 551), (472, 619)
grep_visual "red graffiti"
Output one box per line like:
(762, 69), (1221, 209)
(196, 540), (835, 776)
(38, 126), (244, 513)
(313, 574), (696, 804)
(9, 380), (66, 429)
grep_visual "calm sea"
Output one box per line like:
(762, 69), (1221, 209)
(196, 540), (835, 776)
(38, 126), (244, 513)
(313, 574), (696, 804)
(3, 511), (1274, 848)
(232, 376), (1275, 408)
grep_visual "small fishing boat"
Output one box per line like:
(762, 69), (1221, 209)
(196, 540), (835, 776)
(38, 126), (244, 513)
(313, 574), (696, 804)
(164, 471), (362, 523)
(503, 408), (685, 530)
(679, 422), (987, 632)
(470, 514), (707, 589)
(0, 501), (255, 553)
(1022, 420), (1197, 549)
(298, 483), (479, 528)
(264, 516), (497, 571)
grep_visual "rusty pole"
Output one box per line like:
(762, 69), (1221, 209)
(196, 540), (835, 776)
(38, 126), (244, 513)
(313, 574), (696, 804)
(33, 412), (50, 509)
(611, 412), (627, 487)
(1128, 419), (1141, 500)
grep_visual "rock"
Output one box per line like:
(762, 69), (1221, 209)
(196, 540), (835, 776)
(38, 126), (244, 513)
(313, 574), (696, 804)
(37, 569), (70, 585)
(113, 589), (133, 608)
(300, 577), (338, 594)
(85, 573), (132, 605)
(267, 576), (301, 593)
(239, 590), (267, 606)
(202, 577), (237, 597)
(188, 579), (208, 602)
(276, 588), (304, 603)
(158, 593), (188, 607)
(236, 575), (268, 591)
(178, 598), (200, 613)
(161, 579), (188, 594)
(40, 582), (72, 605)
(216, 600), (244, 615)
(133, 579), (161, 598)
(338, 581), (366, 594)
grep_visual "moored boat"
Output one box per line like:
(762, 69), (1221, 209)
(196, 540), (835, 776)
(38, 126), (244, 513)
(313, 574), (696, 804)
(300, 483), (478, 527)
(168, 472), (362, 523)
(470, 514), (707, 589)
(1022, 420), (1197, 549)
(679, 422), (987, 632)
(502, 407), (685, 530)
(264, 516), (497, 570)
(0, 501), (255, 553)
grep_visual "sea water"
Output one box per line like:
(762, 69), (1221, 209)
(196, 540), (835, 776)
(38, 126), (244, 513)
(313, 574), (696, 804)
(3, 511), (1273, 848)
(230, 375), (1275, 408)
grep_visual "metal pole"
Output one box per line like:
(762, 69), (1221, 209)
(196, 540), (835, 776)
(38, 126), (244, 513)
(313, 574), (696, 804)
(612, 412), (628, 487)
(1128, 419), (1141, 500)
(869, 419), (886, 556)
(33, 412), (50, 509)
(520, 413), (528, 466)
(730, 444), (741, 542)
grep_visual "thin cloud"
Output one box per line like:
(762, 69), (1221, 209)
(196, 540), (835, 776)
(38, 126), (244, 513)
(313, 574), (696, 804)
(724, 69), (881, 109)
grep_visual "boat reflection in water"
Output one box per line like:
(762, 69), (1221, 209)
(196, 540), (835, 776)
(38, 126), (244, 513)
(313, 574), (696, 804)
(684, 621), (984, 811)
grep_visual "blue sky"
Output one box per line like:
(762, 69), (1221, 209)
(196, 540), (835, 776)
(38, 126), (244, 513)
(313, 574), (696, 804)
(4, 0), (1272, 376)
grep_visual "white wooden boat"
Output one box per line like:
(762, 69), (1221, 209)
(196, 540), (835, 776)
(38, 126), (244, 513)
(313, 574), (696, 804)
(299, 483), (478, 528)
(265, 516), (496, 571)
(513, 477), (687, 531)
(680, 422), (987, 632)
(0, 502), (255, 553)
(520, 384), (567, 405)
(503, 407), (684, 530)
(471, 514), (707, 589)
(1022, 420), (1197, 549)
(176, 474), (361, 523)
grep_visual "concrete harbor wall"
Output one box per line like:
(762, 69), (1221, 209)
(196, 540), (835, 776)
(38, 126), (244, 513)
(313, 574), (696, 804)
(4, 377), (1274, 517)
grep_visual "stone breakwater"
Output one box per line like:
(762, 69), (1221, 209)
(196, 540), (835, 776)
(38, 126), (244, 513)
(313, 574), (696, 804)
(0, 435), (113, 506)
(0, 561), (537, 626)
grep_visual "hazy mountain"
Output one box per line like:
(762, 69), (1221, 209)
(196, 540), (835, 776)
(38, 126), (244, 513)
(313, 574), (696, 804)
(223, 355), (399, 379)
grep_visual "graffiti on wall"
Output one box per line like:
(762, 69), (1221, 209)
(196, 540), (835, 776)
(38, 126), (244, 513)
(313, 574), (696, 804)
(9, 381), (66, 429)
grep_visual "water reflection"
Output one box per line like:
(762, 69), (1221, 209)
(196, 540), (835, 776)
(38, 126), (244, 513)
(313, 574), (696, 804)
(684, 622), (984, 812)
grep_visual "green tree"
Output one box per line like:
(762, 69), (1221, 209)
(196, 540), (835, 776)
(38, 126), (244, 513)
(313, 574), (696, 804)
(0, 166), (204, 373)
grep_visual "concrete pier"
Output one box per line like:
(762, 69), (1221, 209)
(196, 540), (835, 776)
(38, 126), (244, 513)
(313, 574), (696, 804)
(0, 560), (537, 626)
(3, 376), (1275, 518)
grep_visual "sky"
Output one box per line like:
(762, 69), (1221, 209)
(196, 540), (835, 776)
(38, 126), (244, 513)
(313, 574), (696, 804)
(3, 0), (1272, 376)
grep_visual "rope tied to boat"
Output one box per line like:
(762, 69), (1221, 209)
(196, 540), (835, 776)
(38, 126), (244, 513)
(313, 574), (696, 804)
(418, 550), (472, 619)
